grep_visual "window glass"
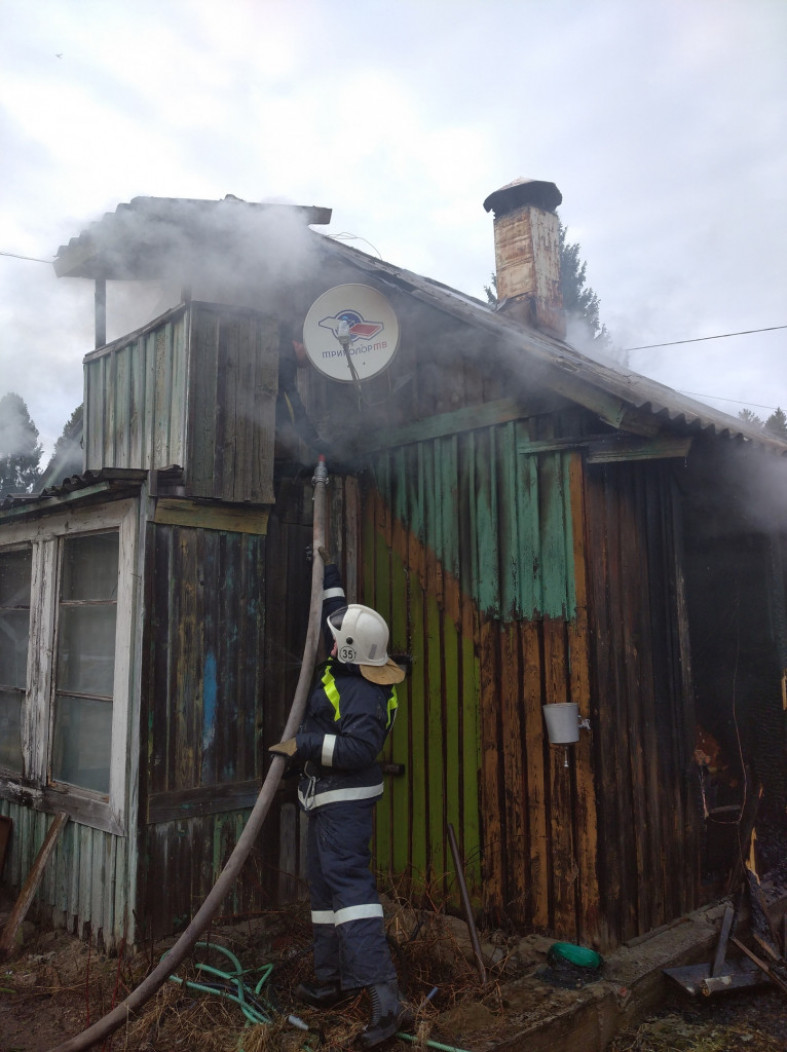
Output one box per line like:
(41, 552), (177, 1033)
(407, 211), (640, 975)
(61, 533), (119, 601)
(0, 688), (24, 772)
(57, 606), (117, 696)
(0, 547), (31, 773)
(51, 695), (112, 793)
(52, 532), (119, 794)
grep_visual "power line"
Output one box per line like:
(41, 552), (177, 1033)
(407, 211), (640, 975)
(678, 391), (782, 413)
(623, 324), (787, 352)
(0, 249), (53, 264)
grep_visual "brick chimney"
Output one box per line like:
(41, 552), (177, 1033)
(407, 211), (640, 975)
(483, 178), (565, 339)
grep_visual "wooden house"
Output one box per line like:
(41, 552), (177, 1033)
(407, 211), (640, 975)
(1, 183), (785, 953)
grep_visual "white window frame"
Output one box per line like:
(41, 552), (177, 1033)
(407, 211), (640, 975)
(0, 498), (139, 834)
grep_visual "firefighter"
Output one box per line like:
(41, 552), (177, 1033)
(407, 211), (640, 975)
(269, 555), (407, 1048)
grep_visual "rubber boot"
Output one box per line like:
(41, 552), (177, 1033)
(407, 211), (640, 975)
(359, 980), (402, 1048)
(294, 979), (344, 1007)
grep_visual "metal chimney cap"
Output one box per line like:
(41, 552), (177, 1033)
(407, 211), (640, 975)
(483, 178), (562, 217)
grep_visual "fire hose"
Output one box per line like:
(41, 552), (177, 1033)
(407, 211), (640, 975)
(48, 456), (330, 1052)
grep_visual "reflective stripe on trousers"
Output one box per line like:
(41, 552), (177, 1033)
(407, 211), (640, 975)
(306, 799), (396, 989)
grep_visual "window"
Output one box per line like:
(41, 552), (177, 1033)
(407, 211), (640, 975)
(0, 546), (32, 774)
(0, 499), (138, 833)
(52, 533), (119, 794)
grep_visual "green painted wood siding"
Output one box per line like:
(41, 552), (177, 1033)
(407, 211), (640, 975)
(369, 421), (578, 621)
(351, 423), (581, 919)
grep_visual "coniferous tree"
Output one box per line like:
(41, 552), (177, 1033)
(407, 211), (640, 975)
(0, 392), (43, 498)
(41, 403), (84, 485)
(765, 407), (787, 437)
(558, 223), (611, 350)
(738, 408), (763, 426)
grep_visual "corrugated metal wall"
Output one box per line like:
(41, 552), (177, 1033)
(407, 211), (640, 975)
(0, 803), (130, 949)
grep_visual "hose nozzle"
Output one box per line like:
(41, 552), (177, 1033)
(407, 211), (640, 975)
(312, 454), (328, 486)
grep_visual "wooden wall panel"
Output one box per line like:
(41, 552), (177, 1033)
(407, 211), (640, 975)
(187, 305), (278, 504)
(340, 431), (696, 949)
(145, 523), (266, 796)
(584, 461), (699, 947)
(348, 425), (594, 938)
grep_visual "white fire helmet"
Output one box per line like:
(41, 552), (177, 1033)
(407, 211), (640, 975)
(327, 604), (405, 685)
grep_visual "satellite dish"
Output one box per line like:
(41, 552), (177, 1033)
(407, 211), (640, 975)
(302, 284), (400, 382)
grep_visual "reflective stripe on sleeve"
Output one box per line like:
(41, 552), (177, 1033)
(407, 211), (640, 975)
(298, 782), (384, 809)
(321, 666), (342, 720)
(311, 910), (335, 926)
(334, 903), (384, 926)
(321, 734), (337, 766)
(322, 587), (345, 600)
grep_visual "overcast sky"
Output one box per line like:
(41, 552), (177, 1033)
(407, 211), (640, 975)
(1, 0), (785, 458)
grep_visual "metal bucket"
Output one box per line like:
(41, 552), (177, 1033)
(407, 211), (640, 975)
(542, 702), (580, 744)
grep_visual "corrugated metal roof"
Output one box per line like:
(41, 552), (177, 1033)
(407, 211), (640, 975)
(317, 234), (787, 456)
(51, 195), (786, 455)
(0, 468), (148, 518)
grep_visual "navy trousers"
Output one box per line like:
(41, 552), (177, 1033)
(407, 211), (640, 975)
(305, 798), (397, 989)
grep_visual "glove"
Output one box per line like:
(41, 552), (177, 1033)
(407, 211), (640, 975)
(318, 546), (332, 564)
(269, 738), (298, 758)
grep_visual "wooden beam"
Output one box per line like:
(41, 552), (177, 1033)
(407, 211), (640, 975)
(153, 497), (270, 535)
(711, 904), (736, 977)
(730, 936), (787, 995)
(0, 812), (68, 959)
(368, 398), (527, 451)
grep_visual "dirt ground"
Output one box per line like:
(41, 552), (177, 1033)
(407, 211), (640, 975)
(2, 892), (787, 1052)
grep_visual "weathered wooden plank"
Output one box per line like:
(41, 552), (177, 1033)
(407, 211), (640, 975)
(475, 428), (500, 617)
(0, 812), (68, 958)
(372, 489), (395, 873)
(523, 619), (549, 930)
(231, 320), (252, 503)
(518, 422), (541, 620)
(153, 325), (173, 468)
(369, 397), (526, 451)
(538, 452), (571, 619)
(408, 551), (428, 885)
(544, 617), (577, 936)
(425, 591), (446, 892)
(422, 440), (440, 601)
(388, 503), (412, 879)
(154, 498), (270, 534)
(214, 317), (234, 501)
(461, 608), (482, 900)
(148, 780), (262, 823)
(105, 346), (117, 467)
(442, 607), (462, 862)
(566, 451), (600, 943)
(479, 619), (503, 921)
(169, 310), (188, 467)
(498, 421), (520, 618)
(114, 344), (130, 466)
(500, 620), (527, 925)
(187, 307), (220, 496)
(150, 525), (173, 794)
(256, 316), (279, 504)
